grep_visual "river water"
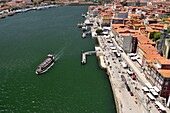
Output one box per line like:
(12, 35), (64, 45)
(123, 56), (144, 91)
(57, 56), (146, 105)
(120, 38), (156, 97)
(0, 6), (116, 113)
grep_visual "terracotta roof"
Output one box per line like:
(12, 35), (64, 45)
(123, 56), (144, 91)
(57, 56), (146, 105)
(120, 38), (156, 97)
(157, 69), (170, 78)
(138, 44), (157, 54)
(100, 12), (112, 17)
(166, 18), (170, 21)
(112, 24), (125, 28)
(150, 24), (164, 27)
(124, 18), (132, 21)
(128, 30), (140, 34)
(136, 35), (155, 45)
(129, 14), (139, 17)
(151, 26), (163, 30)
(115, 28), (128, 33)
(105, 8), (113, 12)
(134, 24), (144, 27)
(106, 3), (112, 6)
(144, 53), (161, 63)
(145, 29), (159, 32)
(157, 57), (170, 65)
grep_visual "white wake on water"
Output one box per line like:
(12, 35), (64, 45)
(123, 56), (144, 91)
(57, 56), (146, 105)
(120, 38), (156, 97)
(54, 47), (65, 61)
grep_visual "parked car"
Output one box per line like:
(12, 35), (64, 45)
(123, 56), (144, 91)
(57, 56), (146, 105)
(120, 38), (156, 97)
(131, 74), (136, 80)
(127, 69), (134, 75)
(130, 92), (134, 96)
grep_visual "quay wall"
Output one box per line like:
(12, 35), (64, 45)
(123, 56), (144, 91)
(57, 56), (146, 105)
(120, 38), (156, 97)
(95, 36), (121, 113)
(108, 75), (121, 113)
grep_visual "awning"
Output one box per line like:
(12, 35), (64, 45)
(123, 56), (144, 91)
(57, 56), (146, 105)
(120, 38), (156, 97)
(153, 86), (160, 93)
(155, 101), (166, 111)
(110, 46), (116, 50)
(103, 27), (111, 31)
(109, 43), (114, 47)
(156, 63), (161, 69)
(112, 50), (117, 53)
(151, 91), (159, 96)
(150, 88), (155, 92)
(147, 93), (156, 101)
(131, 57), (137, 60)
(145, 83), (153, 89)
(136, 58), (142, 65)
(142, 86), (149, 92)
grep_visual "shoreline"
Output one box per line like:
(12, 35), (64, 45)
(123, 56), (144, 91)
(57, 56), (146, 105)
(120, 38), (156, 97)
(94, 36), (120, 113)
(0, 4), (59, 19)
(95, 37), (120, 113)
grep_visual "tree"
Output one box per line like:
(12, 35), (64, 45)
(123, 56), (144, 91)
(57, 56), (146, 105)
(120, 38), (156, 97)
(96, 29), (103, 35)
(167, 26), (170, 34)
(153, 32), (161, 42)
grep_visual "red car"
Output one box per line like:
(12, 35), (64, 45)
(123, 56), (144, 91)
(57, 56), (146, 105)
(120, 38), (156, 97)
(131, 74), (136, 80)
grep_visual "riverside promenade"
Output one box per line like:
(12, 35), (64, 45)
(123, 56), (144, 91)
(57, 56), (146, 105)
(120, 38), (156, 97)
(95, 34), (170, 113)
(95, 35), (143, 113)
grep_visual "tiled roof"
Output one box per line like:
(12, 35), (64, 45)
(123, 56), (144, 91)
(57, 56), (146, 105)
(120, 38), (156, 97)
(112, 24), (124, 28)
(144, 53), (161, 63)
(145, 29), (159, 32)
(100, 12), (112, 17)
(134, 24), (144, 27)
(138, 44), (157, 54)
(136, 35), (155, 45)
(116, 28), (129, 33)
(158, 69), (170, 78)
(157, 57), (170, 65)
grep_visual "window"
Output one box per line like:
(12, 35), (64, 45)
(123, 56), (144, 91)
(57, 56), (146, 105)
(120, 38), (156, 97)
(163, 87), (167, 90)
(162, 92), (166, 95)
(165, 81), (169, 86)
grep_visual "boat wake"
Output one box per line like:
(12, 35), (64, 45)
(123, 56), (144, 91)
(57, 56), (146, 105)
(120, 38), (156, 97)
(54, 48), (64, 61)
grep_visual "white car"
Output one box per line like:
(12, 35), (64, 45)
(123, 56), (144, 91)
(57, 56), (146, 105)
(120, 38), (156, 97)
(127, 69), (134, 75)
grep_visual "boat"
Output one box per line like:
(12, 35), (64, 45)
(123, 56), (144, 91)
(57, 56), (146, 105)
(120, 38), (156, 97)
(81, 13), (86, 17)
(82, 25), (87, 31)
(82, 33), (86, 38)
(77, 23), (83, 28)
(36, 54), (55, 75)
(8, 11), (15, 16)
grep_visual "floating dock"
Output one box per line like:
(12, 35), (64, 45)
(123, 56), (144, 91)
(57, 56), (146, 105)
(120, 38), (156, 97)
(81, 51), (96, 64)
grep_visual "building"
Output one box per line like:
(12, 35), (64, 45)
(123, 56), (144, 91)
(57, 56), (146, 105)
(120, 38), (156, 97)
(99, 12), (112, 27)
(136, 44), (157, 65)
(163, 39), (170, 59)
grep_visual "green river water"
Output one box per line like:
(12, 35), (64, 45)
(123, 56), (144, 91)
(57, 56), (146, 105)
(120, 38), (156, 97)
(0, 6), (116, 113)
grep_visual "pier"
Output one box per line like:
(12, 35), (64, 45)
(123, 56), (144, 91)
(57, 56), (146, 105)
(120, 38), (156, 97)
(81, 51), (96, 64)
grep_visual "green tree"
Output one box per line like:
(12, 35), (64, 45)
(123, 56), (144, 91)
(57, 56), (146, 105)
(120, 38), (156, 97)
(96, 29), (103, 35)
(153, 32), (161, 41)
(167, 26), (170, 33)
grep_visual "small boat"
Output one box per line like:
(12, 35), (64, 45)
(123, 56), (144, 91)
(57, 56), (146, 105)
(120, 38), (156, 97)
(82, 25), (87, 31)
(36, 54), (55, 75)
(77, 23), (83, 28)
(82, 33), (86, 38)
(0, 15), (6, 19)
(81, 13), (86, 17)
(8, 11), (15, 16)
